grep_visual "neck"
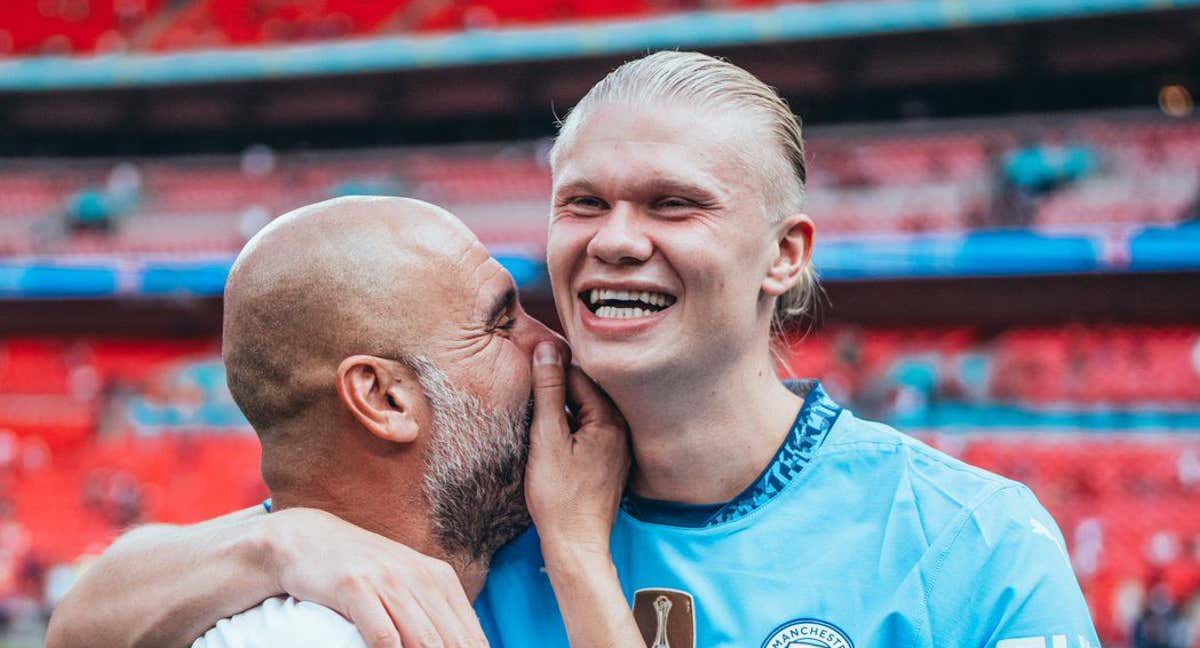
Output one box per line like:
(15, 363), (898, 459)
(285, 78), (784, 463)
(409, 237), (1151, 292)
(607, 349), (803, 505)
(270, 439), (489, 600)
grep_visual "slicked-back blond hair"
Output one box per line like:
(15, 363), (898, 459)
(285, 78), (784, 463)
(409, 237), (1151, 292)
(550, 50), (821, 337)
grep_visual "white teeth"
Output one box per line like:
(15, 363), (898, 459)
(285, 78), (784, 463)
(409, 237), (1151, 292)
(585, 288), (673, 308)
(594, 306), (652, 320)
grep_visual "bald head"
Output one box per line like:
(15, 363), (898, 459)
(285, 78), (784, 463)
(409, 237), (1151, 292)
(223, 196), (476, 437)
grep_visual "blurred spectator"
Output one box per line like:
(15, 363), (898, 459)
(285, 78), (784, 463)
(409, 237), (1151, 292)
(240, 144), (276, 177)
(64, 188), (117, 233)
(62, 162), (143, 234)
(106, 162), (142, 205)
(1132, 583), (1190, 648)
(1182, 171), (1200, 224)
(329, 177), (407, 199)
(83, 469), (145, 528)
(43, 562), (77, 613)
(991, 131), (1100, 228)
(0, 500), (30, 599)
(984, 139), (1034, 228)
(1073, 517), (1104, 581)
(1005, 133), (1098, 196)
(238, 205), (271, 243)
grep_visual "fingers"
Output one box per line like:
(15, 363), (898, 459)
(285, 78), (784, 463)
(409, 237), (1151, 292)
(344, 592), (404, 648)
(441, 576), (488, 648)
(383, 589), (445, 648)
(530, 342), (568, 444)
(412, 589), (470, 648)
(418, 560), (487, 648)
(532, 341), (565, 402)
(565, 365), (626, 430)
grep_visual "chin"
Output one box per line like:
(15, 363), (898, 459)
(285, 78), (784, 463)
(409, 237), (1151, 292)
(575, 345), (670, 390)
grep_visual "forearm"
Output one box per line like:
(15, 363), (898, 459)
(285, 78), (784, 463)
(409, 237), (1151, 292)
(47, 506), (281, 648)
(542, 541), (645, 648)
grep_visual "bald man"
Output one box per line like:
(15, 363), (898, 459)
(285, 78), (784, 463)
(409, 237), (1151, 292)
(126, 196), (629, 647)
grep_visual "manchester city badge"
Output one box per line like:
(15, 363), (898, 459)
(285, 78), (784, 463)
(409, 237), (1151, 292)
(760, 618), (854, 648)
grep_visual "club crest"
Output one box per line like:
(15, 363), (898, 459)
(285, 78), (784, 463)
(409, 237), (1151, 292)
(633, 588), (695, 648)
(761, 618), (854, 648)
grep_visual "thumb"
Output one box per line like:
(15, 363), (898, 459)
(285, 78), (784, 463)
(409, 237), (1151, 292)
(531, 342), (568, 442)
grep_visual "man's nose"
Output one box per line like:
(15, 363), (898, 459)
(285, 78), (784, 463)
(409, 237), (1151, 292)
(586, 203), (652, 265)
(519, 314), (571, 366)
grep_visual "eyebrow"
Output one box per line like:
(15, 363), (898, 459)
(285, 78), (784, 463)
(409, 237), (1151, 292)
(553, 179), (599, 199)
(644, 178), (723, 204)
(485, 285), (518, 325)
(554, 177), (723, 204)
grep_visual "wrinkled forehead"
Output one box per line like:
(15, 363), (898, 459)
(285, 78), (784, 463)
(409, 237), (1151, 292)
(420, 236), (515, 323)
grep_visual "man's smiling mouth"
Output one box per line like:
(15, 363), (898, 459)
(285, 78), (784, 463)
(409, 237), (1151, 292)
(579, 289), (678, 320)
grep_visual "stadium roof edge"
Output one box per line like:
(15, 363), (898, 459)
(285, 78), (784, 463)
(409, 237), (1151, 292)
(1, 0), (1197, 92)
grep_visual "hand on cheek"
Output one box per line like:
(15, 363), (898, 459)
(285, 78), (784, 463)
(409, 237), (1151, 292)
(525, 342), (631, 560)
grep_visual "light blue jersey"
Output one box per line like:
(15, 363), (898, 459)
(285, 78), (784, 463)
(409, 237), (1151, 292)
(475, 381), (1100, 648)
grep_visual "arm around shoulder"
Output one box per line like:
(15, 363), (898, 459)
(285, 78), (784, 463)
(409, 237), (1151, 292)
(47, 505), (283, 648)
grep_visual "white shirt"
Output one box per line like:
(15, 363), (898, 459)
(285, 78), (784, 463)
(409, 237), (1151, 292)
(192, 595), (367, 648)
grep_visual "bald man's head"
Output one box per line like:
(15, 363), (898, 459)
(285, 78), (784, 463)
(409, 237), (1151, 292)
(223, 196), (475, 438)
(224, 196), (551, 564)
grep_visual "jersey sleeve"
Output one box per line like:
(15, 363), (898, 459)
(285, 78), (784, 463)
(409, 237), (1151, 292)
(926, 484), (1102, 648)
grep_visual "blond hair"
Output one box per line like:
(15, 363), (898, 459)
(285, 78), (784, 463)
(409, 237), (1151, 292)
(550, 50), (821, 336)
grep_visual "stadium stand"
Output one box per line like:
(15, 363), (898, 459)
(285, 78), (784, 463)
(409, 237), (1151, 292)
(781, 325), (1200, 643)
(0, 0), (164, 56)
(1, 115), (1197, 261)
(0, 0), (814, 56)
(2, 0), (1197, 643)
(2, 326), (1198, 644)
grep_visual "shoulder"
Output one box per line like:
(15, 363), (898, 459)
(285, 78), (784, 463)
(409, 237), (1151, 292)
(837, 418), (1079, 614)
(819, 416), (1092, 637)
(816, 411), (1051, 553)
(823, 410), (1021, 512)
(192, 596), (367, 648)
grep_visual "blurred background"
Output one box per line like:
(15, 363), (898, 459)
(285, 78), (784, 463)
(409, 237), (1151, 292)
(1, 0), (1199, 645)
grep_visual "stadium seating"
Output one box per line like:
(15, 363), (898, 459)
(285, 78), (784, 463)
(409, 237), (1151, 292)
(0, 0), (164, 56)
(0, 0), (813, 56)
(1, 116), (1196, 259)
(1, 325), (1197, 644)
(785, 325), (1200, 410)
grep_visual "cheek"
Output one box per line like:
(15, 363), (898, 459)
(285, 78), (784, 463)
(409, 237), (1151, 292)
(496, 343), (534, 403)
(659, 229), (738, 291)
(546, 221), (591, 281)
(664, 231), (764, 319)
(456, 343), (533, 409)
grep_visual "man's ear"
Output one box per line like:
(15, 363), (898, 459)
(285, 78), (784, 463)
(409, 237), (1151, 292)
(336, 355), (424, 445)
(762, 214), (815, 297)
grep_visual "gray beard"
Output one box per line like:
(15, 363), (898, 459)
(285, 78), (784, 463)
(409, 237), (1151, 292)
(414, 358), (533, 564)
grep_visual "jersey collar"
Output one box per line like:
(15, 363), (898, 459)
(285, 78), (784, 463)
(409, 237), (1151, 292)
(621, 379), (843, 528)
